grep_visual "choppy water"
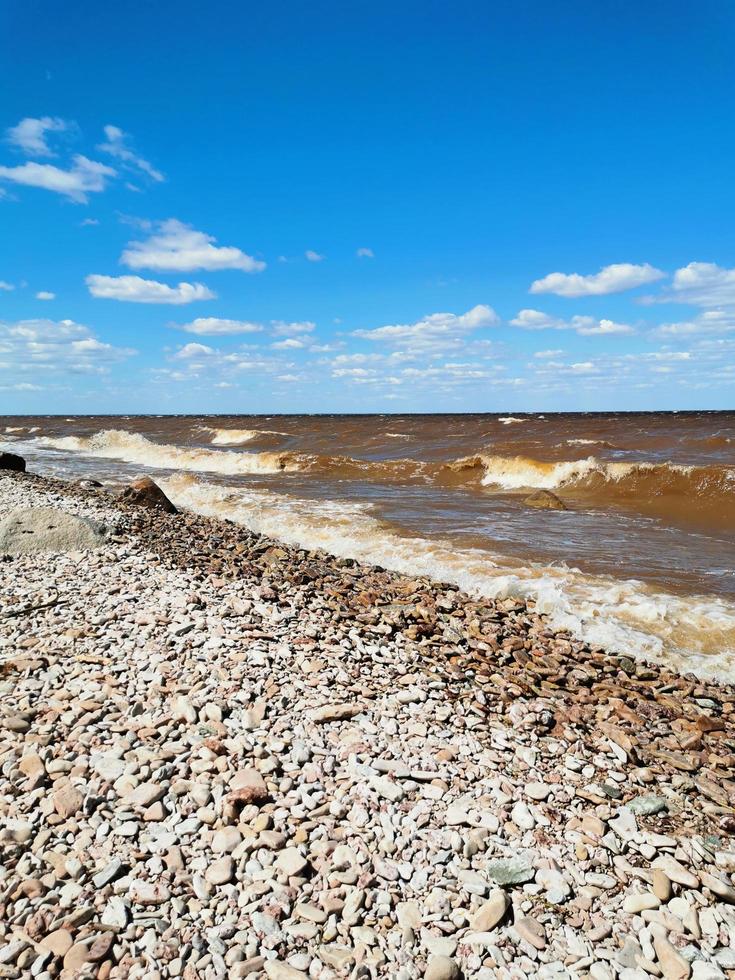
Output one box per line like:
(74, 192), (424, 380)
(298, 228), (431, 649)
(3, 412), (734, 677)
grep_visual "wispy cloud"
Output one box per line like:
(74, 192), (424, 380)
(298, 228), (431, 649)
(6, 116), (69, 156)
(530, 262), (665, 298)
(86, 274), (215, 304)
(121, 219), (265, 273)
(356, 247), (374, 258)
(272, 320), (316, 336)
(0, 156), (116, 203)
(36, 291), (55, 300)
(664, 262), (735, 308)
(174, 317), (264, 335)
(305, 250), (324, 262)
(97, 124), (164, 182)
(511, 309), (635, 336)
(0, 281), (14, 291)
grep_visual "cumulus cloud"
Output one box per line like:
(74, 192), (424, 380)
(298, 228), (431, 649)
(511, 309), (634, 335)
(97, 125), (164, 182)
(530, 263), (665, 297)
(664, 262), (735, 307)
(356, 247), (374, 258)
(36, 291), (55, 300)
(173, 342), (216, 359)
(121, 219), (265, 274)
(0, 155), (116, 203)
(0, 318), (135, 377)
(86, 274), (215, 304)
(534, 349), (564, 358)
(354, 304), (499, 349)
(6, 116), (68, 156)
(173, 317), (263, 336)
(305, 250), (324, 262)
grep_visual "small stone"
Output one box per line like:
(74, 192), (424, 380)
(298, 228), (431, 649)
(212, 826), (243, 853)
(40, 929), (73, 957)
(623, 892), (659, 914)
(469, 890), (510, 932)
(309, 703), (362, 723)
(52, 784), (84, 819)
(511, 801), (535, 830)
(651, 857), (699, 889)
(128, 880), (171, 905)
(424, 954), (461, 980)
(275, 847), (309, 877)
(628, 795), (668, 816)
(652, 869), (673, 902)
(206, 856), (235, 885)
(653, 932), (691, 979)
(263, 961), (308, 979)
(63, 943), (91, 972)
(485, 856), (535, 886)
(514, 916), (546, 950)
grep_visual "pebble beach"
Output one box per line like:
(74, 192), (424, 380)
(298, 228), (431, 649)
(1, 468), (735, 980)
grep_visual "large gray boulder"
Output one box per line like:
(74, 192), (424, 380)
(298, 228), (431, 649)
(0, 507), (106, 555)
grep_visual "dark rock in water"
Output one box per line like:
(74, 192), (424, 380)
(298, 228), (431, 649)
(76, 478), (103, 489)
(523, 490), (567, 511)
(121, 476), (177, 514)
(0, 451), (26, 473)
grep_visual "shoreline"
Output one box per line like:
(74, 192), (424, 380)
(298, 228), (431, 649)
(1, 469), (734, 978)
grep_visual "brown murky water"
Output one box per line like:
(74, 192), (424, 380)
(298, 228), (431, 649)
(3, 412), (734, 675)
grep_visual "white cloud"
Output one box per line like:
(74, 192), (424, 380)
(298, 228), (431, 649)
(81, 217), (99, 227)
(86, 274), (215, 304)
(530, 262), (665, 297)
(356, 247), (374, 258)
(277, 373), (302, 382)
(305, 250), (324, 262)
(534, 348), (564, 358)
(6, 116), (68, 156)
(0, 281), (14, 291)
(97, 125), (164, 182)
(272, 320), (316, 336)
(36, 291), (55, 300)
(121, 219), (265, 273)
(271, 337), (306, 349)
(651, 310), (735, 338)
(0, 318), (135, 377)
(175, 317), (263, 336)
(174, 342), (216, 359)
(354, 304), (499, 349)
(665, 262), (735, 307)
(511, 309), (634, 336)
(0, 155), (116, 203)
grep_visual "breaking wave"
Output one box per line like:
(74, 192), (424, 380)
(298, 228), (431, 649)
(36, 429), (300, 476)
(202, 426), (286, 446)
(159, 473), (735, 678)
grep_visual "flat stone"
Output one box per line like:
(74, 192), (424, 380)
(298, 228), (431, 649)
(628, 795), (668, 816)
(276, 847), (309, 877)
(40, 929), (73, 956)
(309, 703), (362, 723)
(63, 943), (92, 972)
(424, 954), (461, 980)
(470, 889), (510, 931)
(124, 781), (165, 808)
(52, 784), (84, 819)
(128, 879), (170, 905)
(652, 857), (699, 889)
(653, 932), (691, 979)
(0, 507), (104, 555)
(514, 916), (546, 950)
(652, 869), (673, 902)
(263, 962), (308, 979)
(212, 826), (243, 854)
(206, 856), (235, 885)
(485, 856), (535, 886)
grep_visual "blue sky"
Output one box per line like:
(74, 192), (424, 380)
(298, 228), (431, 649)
(1, 0), (734, 414)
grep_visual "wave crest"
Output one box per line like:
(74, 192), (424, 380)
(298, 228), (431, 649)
(37, 429), (300, 476)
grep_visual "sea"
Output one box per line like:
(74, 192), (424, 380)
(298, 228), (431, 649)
(2, 412), (734, 678)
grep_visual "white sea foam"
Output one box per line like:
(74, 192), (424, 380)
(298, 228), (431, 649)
(36, 429), (299, 476)
(160, 473), (735, 679)
(202, 426), (287, 446)
(498, 416), (524, 424)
